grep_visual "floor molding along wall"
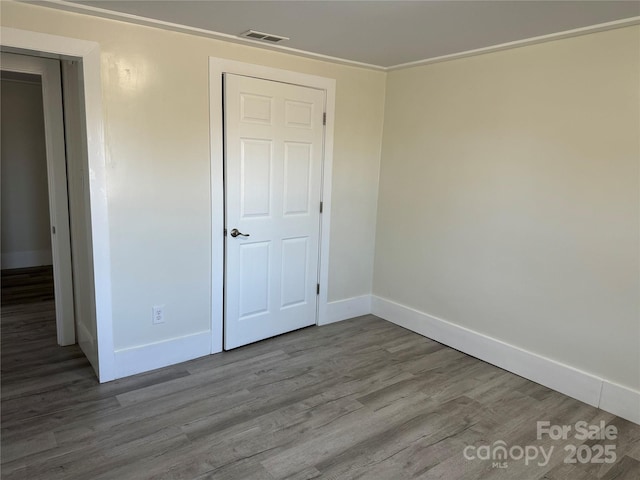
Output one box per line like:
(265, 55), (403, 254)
(322, 295), (373, 326)
(371, 295), (640, 425)
(599, 382), (640, 426)
(1, 249), (53, 269)
(113, 331), (211, 379)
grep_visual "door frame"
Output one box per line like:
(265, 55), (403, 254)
(1, 53), (76, 346)
(1, 27), (115, 382)
(209, 58), (336, 354)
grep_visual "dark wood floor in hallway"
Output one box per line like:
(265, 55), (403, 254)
(1, 267), (639, 479)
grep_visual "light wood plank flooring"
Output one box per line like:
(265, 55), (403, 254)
(1, 267), (639, 479)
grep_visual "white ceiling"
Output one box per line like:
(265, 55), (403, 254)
(48, 1), (640, 68)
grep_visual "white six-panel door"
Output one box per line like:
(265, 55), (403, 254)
(224, 74), (325, 349)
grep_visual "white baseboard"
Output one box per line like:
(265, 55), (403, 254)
(114, 331), (211, 379)
(1, 249), (52, 269)
(321, 294), (372, 325)
(599, 381), (640, 425)
(371, 295), (640, 425)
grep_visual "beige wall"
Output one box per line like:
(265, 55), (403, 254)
(374, 26), (640, 390)
(1, 77), (52, 269)
(1, 2), (385, 350)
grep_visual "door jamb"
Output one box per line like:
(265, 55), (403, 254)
(1, 27), (115, 382)
(209, 58), (336, 354)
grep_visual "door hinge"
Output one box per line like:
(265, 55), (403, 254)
(316, 283), (320, 295)
(319, 201), (323, 214)
(52, 226), (56, 235)
(224, 228), (227, 236)
(323, 112), (326, 126)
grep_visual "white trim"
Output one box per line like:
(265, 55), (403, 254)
(1, 250), (53, 270)
(322, 295), (372, 326)
(388, 16), (640, 71)
(371, 296), (639, 425)
(34, 0), (384, 71)
(1, 27), (115, 382)
(113, 331), (211, 379)
(599, 382), (640, 425)
(209, 58), (336, 354)
(29, 2), (640, 72)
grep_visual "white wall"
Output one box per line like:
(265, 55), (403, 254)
(374, 26), (640, 393)
(1, 76), (52, 269)
(1, 2), (386, 352)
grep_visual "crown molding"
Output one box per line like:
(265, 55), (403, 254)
(387, 16), (640, 71)
(30, 0), (386, 71)
(27, 1), (640, 73)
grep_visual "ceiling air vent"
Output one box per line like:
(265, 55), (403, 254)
(239, 30), (289, 43)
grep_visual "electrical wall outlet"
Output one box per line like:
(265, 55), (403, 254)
(152, 305), (165, 324)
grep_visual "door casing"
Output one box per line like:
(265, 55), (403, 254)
(209, 58), (336, 354)
(1, 27), (115, 382)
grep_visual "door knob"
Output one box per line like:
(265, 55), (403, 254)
(230, 228), (250, 238)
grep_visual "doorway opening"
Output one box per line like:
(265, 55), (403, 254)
(1, 70), (56, 307)
(1, 51), (99, 375)
(2, 27), (113, 382)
